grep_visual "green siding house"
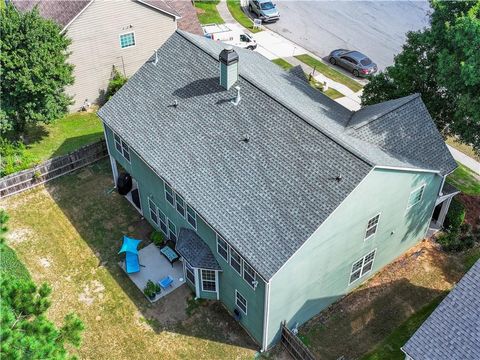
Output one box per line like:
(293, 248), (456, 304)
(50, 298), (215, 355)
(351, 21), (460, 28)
(98, 31), (458, 350)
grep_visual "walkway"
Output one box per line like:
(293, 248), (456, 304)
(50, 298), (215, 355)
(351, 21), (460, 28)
(447, 145), (480, 174)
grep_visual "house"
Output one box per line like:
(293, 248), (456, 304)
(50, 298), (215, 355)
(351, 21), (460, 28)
(402, 260), (480, 360)
(97, 30), (458, 350)
(12, 0), (202, 109)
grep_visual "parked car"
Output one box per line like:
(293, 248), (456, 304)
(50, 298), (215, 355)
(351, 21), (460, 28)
(328, 49), (377, 77)
(203, 24), (257, 50)
(249, 0), (280, 22)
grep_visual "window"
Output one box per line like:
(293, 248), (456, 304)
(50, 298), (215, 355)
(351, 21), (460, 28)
(148, 198), (167, 235)
(407, 185), (425, 209)
(187, 205), (197, 229)
(235, 290), (247, 315)
(175, 193), (185, 217)
(185, 262), (195, 285)
(119, 32), (135, 49)
(349, 250), (376, 285)
(217, 235), (228, 261)
(165, 184), (174, 206)
(365, 214), (380, 240)
(201, 269), (216, 292)
(230, 248), (242, 275)
(168, 219), (177, 242)
(157, 208), (168, 235)
(243, 262), (256, 289)
(149, 198), (159, 226)
(113, 133), (130, 162)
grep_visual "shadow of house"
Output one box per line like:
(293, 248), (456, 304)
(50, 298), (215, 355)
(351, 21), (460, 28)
(50, 133), (106, 159)
(43, 157), (257, 350)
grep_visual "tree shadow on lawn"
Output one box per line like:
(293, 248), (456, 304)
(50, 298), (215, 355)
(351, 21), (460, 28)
(44, 159), (257, 352)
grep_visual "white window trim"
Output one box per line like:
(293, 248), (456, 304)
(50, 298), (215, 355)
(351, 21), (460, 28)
(349, 249), (376, 285)
(230, 248), (242, 276)
(216, 234), (228, 262)
(186, 205), (197, 230)
(364, 213), (381, 241)
(243, 262), (257, 290)
(200, 269), (216, 293)
(175, 192), (186, 218)
(185, 261), (195, 286)
(167, 219), (177, 240)
(148, 197), (168, 236)
(235, 290), (247, 315)
(148, 197), (159, 226)
(119, 31), (136, 49)
(113, 132), (131, 163)
(164, 184), (175, 207)
(406, 184), (426, 211)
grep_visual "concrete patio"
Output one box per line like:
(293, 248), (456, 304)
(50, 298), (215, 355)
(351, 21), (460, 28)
(119, 243), (185, 302)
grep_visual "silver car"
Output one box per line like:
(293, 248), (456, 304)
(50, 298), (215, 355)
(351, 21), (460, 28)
(328, 49), (377, 77)
(249, 0), (280, 22)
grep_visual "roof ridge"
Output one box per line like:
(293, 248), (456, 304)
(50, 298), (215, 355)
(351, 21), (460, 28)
(176, 31), (373, 168)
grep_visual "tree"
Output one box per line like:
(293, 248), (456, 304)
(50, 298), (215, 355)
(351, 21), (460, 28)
(0, 210), (8, 246)
(361, 0), (480, 154)
(0, 4), (74, 135)
(0, 275), (84, 359)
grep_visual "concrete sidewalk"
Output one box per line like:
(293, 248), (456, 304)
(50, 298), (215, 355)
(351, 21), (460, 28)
(447, 145), (480, 174)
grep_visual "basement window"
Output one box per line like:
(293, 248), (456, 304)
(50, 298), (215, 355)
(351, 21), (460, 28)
(119, 32), (135, 49)
(365, 214), (380, 240)
(235, 290), (247, 315)
(349, 250), (376, 285)
(407, 185), (425, 209)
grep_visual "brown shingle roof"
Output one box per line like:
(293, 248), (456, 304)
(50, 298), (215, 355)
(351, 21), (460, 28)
(165, 0), (203, 35)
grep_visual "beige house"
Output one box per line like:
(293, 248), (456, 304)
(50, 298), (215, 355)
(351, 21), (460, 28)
(13, 0), (202, 109)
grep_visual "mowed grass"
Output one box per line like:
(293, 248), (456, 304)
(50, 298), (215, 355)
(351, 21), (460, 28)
(446, 162), (480, 196)
(227, 0), (262, 33)
(272, 58), (294, 71)
(446, 136), (480, 162)
(0, 244), (31, 280)
(1, 159), (256, 360)
(295, 54), (363, 93)
(25, 112), (103, 163)
(194, 0), (224, 25)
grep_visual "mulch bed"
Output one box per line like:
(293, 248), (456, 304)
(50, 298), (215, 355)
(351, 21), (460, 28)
(459, 194), (480, 228)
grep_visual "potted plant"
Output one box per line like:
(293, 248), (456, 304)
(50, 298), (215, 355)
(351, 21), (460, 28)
(144, 280), (157, 300)
(155, 283), (161, 295)
(151, 230), (165, 248)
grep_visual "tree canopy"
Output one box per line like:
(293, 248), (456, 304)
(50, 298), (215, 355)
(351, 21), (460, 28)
(361, 0), (480, 154)
(0, 4), (74, 135)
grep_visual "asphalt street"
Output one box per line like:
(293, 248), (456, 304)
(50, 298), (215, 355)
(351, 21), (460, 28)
(266, 0), (431, 70)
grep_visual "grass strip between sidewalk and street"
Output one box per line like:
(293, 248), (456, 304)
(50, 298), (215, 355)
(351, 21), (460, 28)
(272, 58), (294, 71)
(227, 0), (262, 33)
(295, 54), (363, 93)
(194, 0), (224, 25)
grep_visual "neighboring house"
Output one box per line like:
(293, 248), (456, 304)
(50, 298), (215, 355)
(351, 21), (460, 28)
(97, 31), (458, 350)
(402, 260), (480, 360)
(12, 0), (202, 109)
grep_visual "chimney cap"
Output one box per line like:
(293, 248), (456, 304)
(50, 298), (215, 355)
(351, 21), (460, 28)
(219, 46), (239, 65)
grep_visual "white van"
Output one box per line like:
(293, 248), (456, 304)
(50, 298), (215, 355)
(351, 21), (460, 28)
(203, 24), (257, 50)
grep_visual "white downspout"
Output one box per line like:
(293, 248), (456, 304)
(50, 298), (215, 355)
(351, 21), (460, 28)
(261, 281), (271, 351)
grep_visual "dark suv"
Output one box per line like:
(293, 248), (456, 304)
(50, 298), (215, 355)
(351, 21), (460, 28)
(328, 49), (377, 77)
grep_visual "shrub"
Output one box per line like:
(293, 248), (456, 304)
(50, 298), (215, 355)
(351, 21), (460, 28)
(0, 138), (35, 177)
(437, 223), (476, 252)
(143, 280), (158, 299)
(444, 198), (465, 231)
(105, 67), (128, 101)
(150, 230), (165, 247)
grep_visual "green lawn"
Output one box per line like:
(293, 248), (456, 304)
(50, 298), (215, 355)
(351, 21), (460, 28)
(323, 88), (344, 100)
(361, 296), (445, 360)
(25, 112), (104, 163)
(295, 54), (363, 93)
(446, 137), (480, 162)
(446, 162), (480, 196)
(194, 0), (224, 25)
(0, 244), (31, 281)
(227, 0), (262, 33)
(272, 58), (294, 71)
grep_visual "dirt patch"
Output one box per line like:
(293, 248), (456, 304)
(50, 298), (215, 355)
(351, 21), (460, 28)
(39, 257), (52, 268)
(144, 285), (190, 326)
(78, 280), (106, 306)
(298, 239), (465, 360)
(459, 194), (480, 228)
(7, 227), (34, 245)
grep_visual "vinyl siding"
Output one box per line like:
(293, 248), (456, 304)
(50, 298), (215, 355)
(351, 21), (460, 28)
(66, 0), (176, 109)
(104, 124), (266, 346)
(265, 168), (442, 347)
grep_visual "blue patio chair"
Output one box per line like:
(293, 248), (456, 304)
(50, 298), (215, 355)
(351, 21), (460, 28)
(159, 275), (173, 289)
(119, 236), (142, 274)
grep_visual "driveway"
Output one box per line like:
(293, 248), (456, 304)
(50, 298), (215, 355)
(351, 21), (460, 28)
(266, 0), (431, 70)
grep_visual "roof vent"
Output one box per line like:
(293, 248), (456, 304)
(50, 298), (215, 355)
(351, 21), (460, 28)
(335, 175), (343, 182)
(240, 134), (250, 143)
(231, 86), (241, 106)
(153, 49), (158, 66)
(219, 46), (239, 90)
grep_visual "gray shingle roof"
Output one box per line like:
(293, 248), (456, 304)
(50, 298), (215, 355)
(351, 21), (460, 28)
(98, 31), (372, 279)
(403, 260), (480, 360)
(98, 31), (455, 279)
(176, 229), (221, 270)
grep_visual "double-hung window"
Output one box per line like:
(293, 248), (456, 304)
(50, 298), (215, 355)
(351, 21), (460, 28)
(168, 219), (177, 242)
(407, 185), (425, 210)
(230, 248), (242, 275)
(365, 214), (380, 240)
(186, 205), (197, 229)
(185, 262), (195, 285)
(148, 198), (167, 235)
(349, 250), (376, 285)
(243, 262), (256, 289)
(201, 269), (216, 292)
(217, 235), (228, 261)
(149, 198), (159, 226)
(119, 32), (135, 49)
(235, 290), (247, 315)
(175, 193), (185, 217)
(113, 133), (130, 162)
(165, 184), (174, 207)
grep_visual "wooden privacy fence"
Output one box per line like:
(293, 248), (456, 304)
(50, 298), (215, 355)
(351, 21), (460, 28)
(0, 140), (108, 199)
(281, 322), (316, 360)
